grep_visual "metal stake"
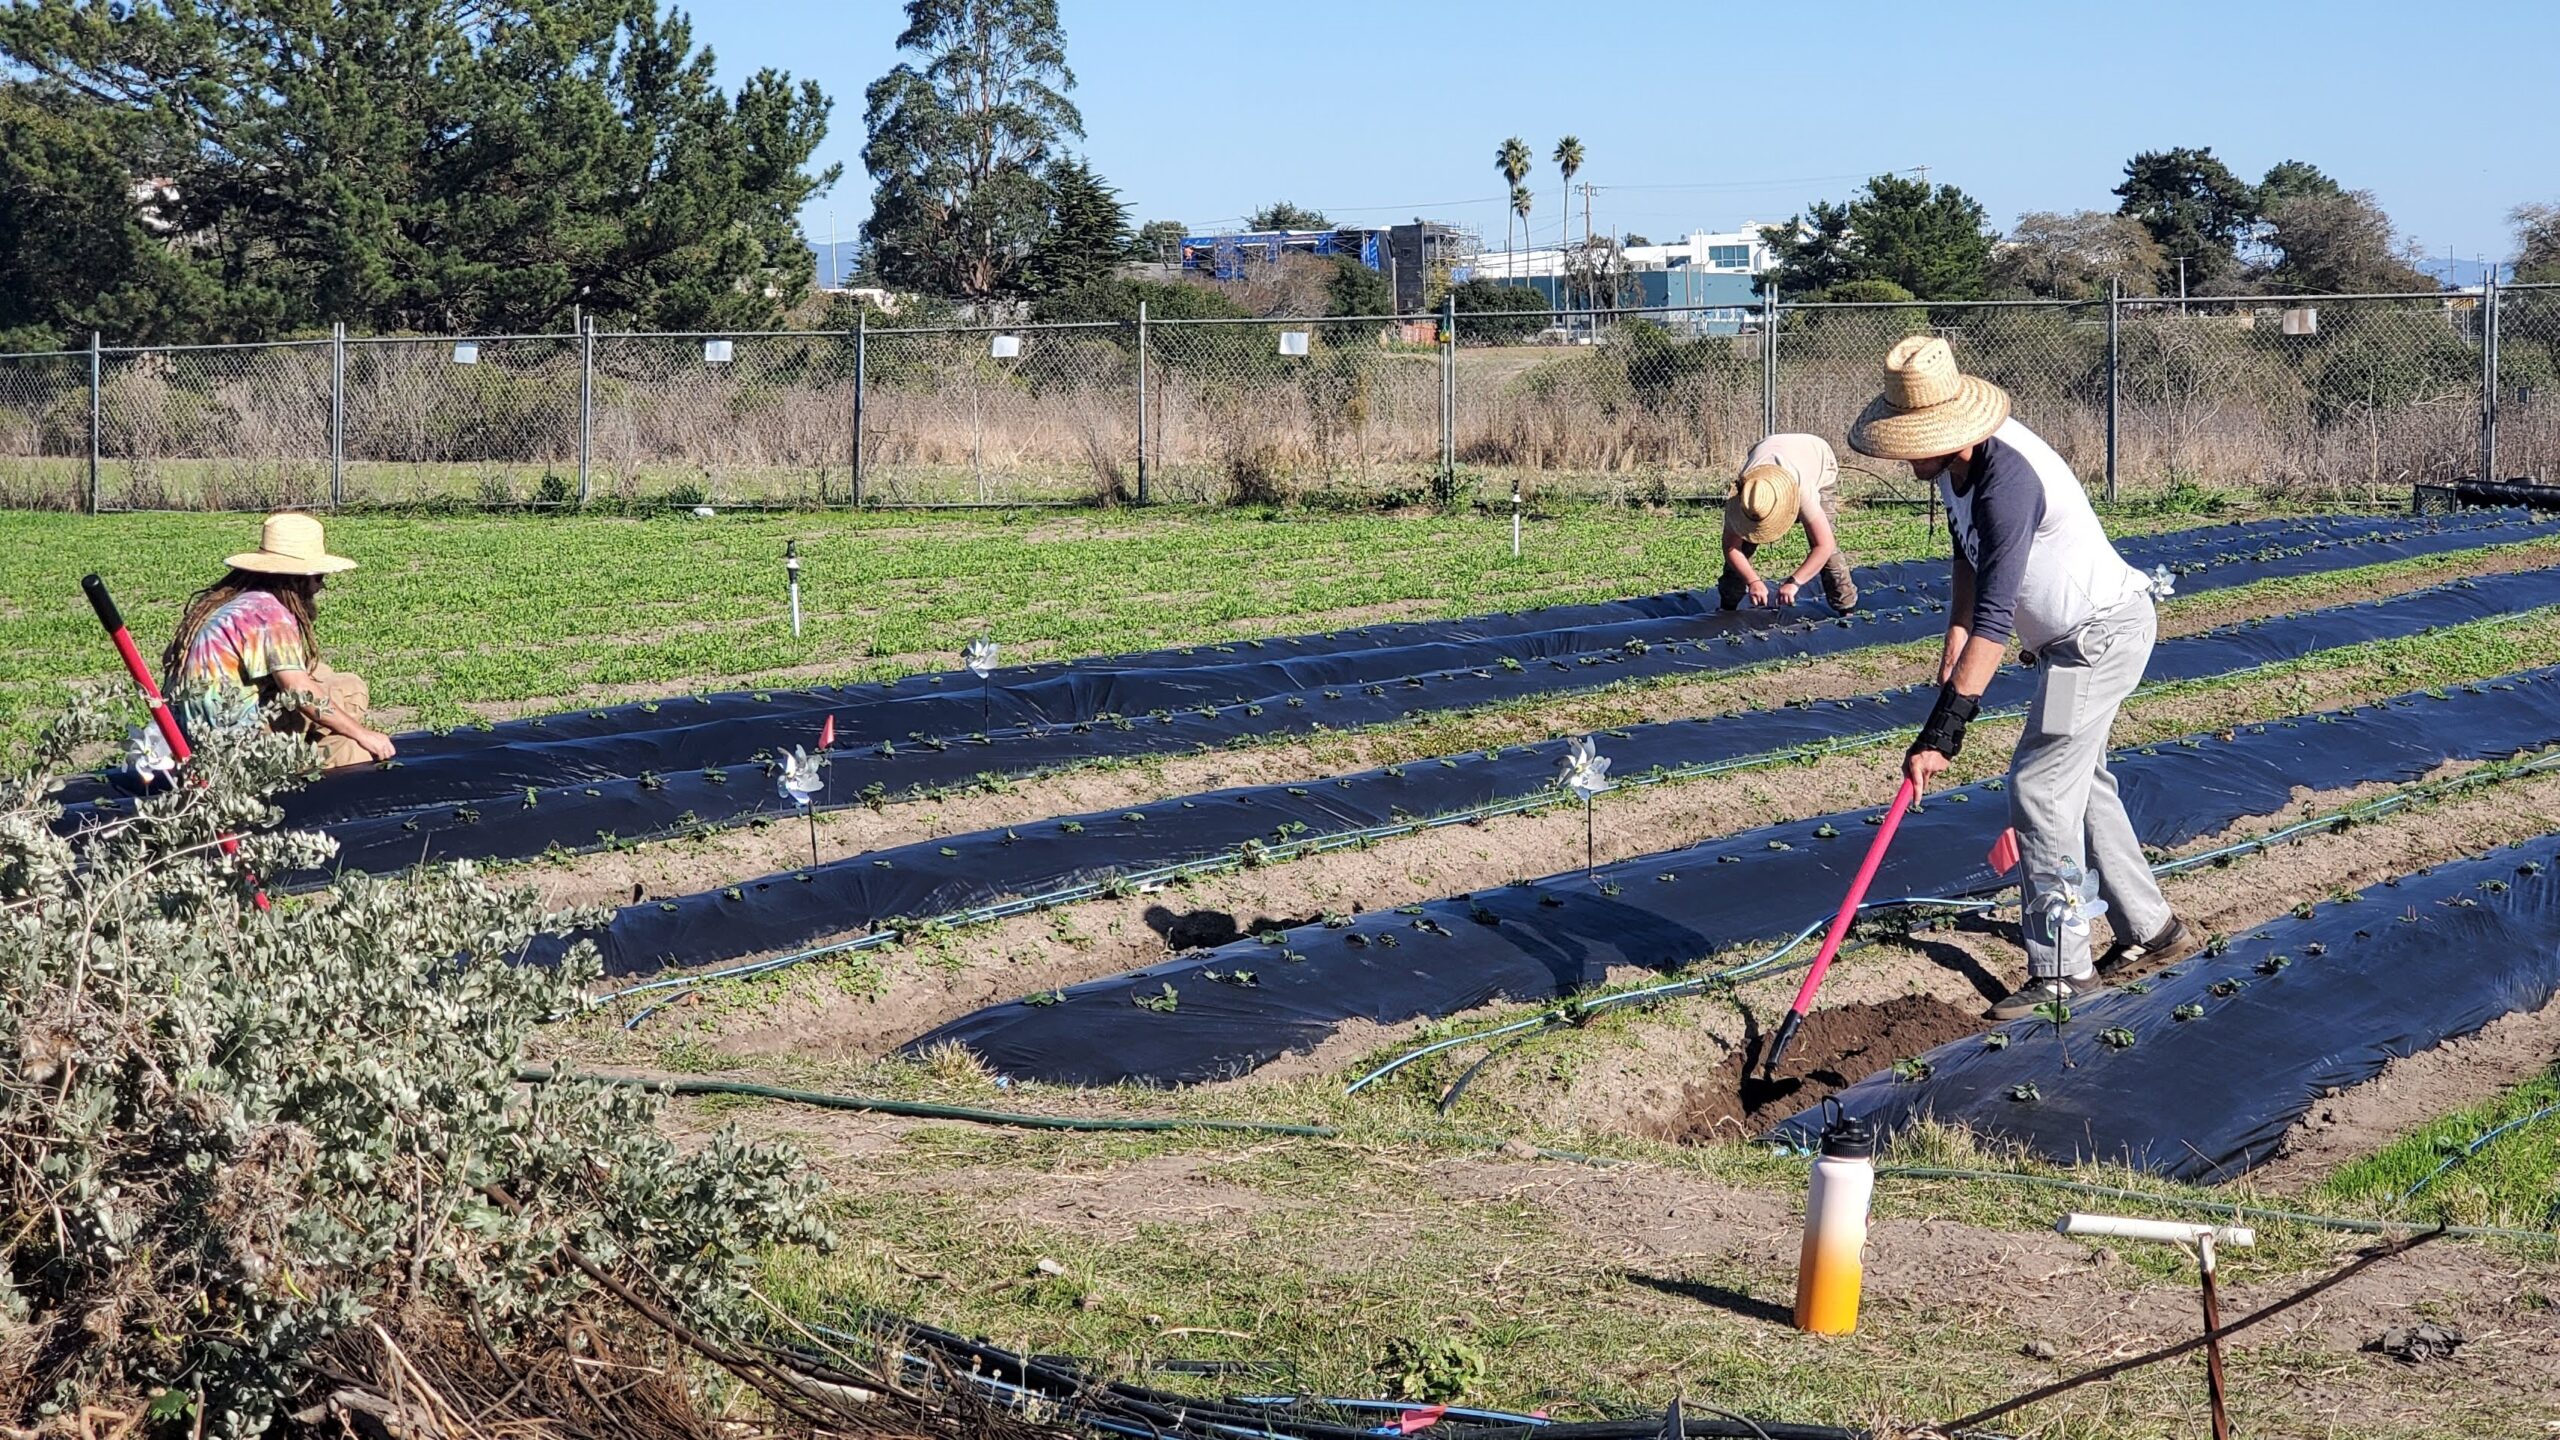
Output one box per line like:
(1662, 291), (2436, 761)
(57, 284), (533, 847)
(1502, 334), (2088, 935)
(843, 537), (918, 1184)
(1761, 281), (1779, 436)
(87, 331), (101, 514)
(1135, 300), (1150, 504)
(330, 321), (346, 506)
(578, 315), (595, 505)
(2104, 277), (2122, 504)
(2483, 277), (2500, 484)
(851, 309), (867, 509)
(2198, 1232), (2232, 1440)
(1512, 487), (1522, 557)
(1440, 293), (1456, 495)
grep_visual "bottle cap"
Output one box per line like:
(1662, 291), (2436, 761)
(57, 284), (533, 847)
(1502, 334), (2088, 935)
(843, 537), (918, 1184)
(1818, 1098), (1875, 1160)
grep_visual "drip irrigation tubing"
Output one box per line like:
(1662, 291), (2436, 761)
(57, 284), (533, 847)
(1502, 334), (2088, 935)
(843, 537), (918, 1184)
(56, 509), (2553, 882)
(2398, 1100), (2560, 1202)
(1879, 1167), (2557, 1245)
(513, 1065), (1622, 1165)
(568, 563), (2560, 998)
(913, 667), (2560, 1086)
(513, 1074), (2554, 1247)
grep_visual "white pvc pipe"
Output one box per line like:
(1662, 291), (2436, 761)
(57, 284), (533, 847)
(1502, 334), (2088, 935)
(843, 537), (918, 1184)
(2058, 1213), (2254, 1248)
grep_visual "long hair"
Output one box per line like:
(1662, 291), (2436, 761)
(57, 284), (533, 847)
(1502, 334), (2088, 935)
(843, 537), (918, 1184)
(162, 569), (321, 683)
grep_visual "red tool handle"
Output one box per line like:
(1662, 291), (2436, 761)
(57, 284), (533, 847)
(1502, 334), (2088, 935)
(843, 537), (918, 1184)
(85, 575), (193, 764)
(82, 573), (269, 911)
(1762, 776), (1918, 1077)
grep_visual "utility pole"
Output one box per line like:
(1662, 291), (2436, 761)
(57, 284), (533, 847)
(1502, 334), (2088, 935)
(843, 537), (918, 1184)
(2177, 256), (2188, 313)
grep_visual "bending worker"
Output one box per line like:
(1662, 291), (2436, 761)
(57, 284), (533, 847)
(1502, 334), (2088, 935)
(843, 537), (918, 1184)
(1720, 432), (1859, 614)
(1848, 337), (2192, 1021)
(165, 512), (396, 770)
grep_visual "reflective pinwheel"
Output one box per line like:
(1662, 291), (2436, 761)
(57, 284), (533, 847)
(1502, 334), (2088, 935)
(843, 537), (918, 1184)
(2148, 563), (2177, 600)
(2032, 858), (2109, 940)
(777, 744), (825, 806)
(1557, 735), (1613, 799)
(779, 744), (826, 866)
(1558, 735), (1613, 877)
(125, 724), (177, 789)
(964, 636), (1000, 723)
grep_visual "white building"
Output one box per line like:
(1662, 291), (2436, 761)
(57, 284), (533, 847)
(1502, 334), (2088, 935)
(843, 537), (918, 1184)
(1472, 227), (1779, 281)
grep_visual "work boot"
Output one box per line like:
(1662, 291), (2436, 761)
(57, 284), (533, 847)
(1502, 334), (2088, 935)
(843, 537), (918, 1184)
(1986, 974), (2111, 1023)
(2095, 915), (2200, 978)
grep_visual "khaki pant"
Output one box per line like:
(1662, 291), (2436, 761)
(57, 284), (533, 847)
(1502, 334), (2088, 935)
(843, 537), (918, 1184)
(1718, 486), (1860, 613)
(275, 663), (374, 769)
(2010, 598), (2173, 979)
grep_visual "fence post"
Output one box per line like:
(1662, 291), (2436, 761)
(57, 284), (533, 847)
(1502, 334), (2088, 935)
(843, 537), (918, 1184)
(2482, 276), (2501, 485)
(2105, 278), (2122, 504)
(330, 319), (345, 504)
(850, 309), (866, 509)
(1760, 282), (1778, 437)
(1440, 293), (1456, 494)
(1134, 300), (1150, 505)
(87, 332), (102, 514)
(578, 316), (595, 506)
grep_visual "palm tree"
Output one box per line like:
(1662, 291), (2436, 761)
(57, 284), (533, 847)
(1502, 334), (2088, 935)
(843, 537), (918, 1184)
(1511, 185), (1535, 300)
(1497, 136), (1532, 278)
(1552, 135), (1584, 312)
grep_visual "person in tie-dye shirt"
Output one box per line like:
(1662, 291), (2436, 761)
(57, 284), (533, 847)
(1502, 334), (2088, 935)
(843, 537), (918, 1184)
(164, 513), (395, 770)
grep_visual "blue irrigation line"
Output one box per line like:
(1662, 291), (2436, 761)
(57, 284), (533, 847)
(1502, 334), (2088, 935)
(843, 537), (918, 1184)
(2399, 1100), (2560, 1203)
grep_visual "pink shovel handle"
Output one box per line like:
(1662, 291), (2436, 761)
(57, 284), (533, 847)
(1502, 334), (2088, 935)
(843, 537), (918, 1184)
(1780, 777), (1919, 1020)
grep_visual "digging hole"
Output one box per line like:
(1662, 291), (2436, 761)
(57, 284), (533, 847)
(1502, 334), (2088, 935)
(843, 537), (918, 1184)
(1661, 995), (1985, 1144)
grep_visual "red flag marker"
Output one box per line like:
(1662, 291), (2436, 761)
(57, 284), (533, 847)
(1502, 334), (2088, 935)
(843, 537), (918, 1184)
(817, 713), (836, 750)
(1986, 826), (2019, 877)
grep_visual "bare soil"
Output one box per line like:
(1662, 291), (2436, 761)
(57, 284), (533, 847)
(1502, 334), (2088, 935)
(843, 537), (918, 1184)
(1656, 996), (1987, 1143)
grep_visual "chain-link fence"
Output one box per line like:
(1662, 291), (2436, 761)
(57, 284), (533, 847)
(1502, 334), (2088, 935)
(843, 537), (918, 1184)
(6, 287), (2544, 512)
(2497, 283), (2560, 488)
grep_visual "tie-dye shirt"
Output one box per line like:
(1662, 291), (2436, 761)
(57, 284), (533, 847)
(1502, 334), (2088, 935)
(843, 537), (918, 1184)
(172, 591), (310, 734)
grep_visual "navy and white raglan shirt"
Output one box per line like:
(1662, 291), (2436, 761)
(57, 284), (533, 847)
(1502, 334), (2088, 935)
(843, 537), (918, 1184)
(1941, 418), (2149, 653)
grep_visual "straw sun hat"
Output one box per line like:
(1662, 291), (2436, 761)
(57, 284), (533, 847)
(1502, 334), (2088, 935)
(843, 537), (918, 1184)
(1847, 335), (2012, 461)
(1725, 464), (1800, 546)
(226, 512), (357, 576)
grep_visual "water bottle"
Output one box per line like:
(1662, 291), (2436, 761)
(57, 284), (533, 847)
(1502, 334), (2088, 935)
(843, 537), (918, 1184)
(1793, 1098), (1876, 1336)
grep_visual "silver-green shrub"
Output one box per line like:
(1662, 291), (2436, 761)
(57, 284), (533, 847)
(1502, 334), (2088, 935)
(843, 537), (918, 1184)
(0, 695), (825, 1433)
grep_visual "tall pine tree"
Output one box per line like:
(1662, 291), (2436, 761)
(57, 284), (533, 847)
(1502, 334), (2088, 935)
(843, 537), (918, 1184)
(1018, 156), (1128, 298)
(0, 0), (837, 342)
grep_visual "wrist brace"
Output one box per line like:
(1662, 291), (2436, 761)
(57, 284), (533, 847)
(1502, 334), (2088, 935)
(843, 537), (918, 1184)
(1910, 684), (1981, 760)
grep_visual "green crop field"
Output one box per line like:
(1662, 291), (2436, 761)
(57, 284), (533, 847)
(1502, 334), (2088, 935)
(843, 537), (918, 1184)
(0, 500), (1983, 740)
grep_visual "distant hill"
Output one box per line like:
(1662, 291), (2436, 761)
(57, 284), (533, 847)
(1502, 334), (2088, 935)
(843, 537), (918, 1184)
(2417, 257), (2508, 289)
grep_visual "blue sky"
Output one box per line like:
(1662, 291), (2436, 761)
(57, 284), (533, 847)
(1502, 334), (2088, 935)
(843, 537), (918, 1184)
(692, 0), (2557, 278)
